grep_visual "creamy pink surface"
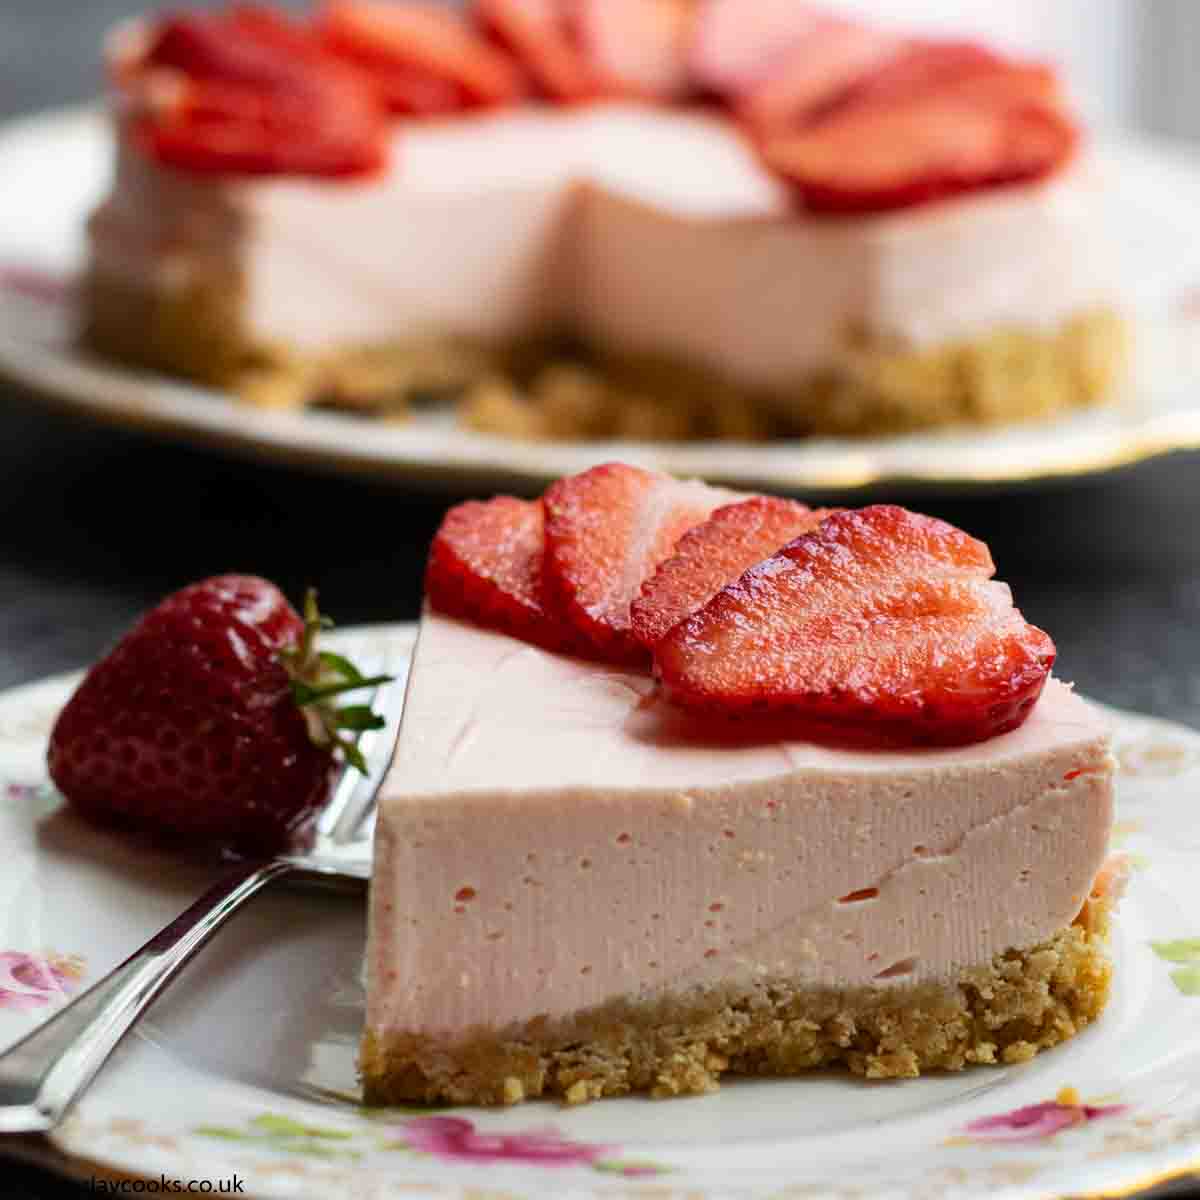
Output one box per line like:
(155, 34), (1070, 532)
(365, 612), (1114, 1041)
(89, 105), (1118, 382)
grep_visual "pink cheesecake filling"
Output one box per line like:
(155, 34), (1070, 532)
(366, 612), (1114, 1041)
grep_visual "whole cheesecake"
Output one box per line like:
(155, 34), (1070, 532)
(360, 466), (1121, 1106)
(83, 1), (1127, 440)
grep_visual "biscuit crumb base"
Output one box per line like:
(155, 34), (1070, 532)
(82, 266), (1126, 441)
(361, 902), (1114, 1108)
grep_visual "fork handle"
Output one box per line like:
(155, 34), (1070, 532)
(0, 858), (292, 1134)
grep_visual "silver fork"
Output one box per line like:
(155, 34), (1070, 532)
(0, 652), (408, 1136)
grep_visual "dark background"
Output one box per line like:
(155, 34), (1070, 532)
(1, 4), (1199, 1198)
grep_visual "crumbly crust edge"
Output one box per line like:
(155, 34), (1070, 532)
(81, 266), (1128, 441)
(360, 896), (1115, 1107)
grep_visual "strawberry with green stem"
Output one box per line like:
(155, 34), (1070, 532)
(48, 576), (392, 855)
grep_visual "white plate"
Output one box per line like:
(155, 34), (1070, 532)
(2, 623), (1200, 1199)
(4, 107), (1200, 493)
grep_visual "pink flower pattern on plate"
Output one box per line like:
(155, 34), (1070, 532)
(0, 266), (72, 306)
(964, 1098), (1127, 1143)
(0, 952), (83, 1011)
(401, 1116), (608, 1168)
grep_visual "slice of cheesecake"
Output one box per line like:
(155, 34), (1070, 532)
(363, 612), (1114, 1106)
(361, 469), (1118, 1106)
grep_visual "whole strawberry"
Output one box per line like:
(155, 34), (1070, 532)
(47, 575), (386, 855)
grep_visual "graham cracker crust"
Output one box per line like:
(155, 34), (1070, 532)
(80, 267), (491, 414)
(360, 899), (1115, 1108)
(463, 309), (1129, 441)
(82, 264), (1127, 440)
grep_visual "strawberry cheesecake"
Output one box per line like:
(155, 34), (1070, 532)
(84, 1), (1126, 440)
(361, 464), (1120, 1106)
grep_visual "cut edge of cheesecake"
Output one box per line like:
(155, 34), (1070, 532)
(82, 262), (1129, 437)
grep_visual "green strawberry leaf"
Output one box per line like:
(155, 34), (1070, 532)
(318, 651), (367, 683)
(333, 705), (387, 733)
(290, 674), (393, 707)
(340, 740), (369, 774)
(289, 672), (388, 705)
(280, 589), (395, 776)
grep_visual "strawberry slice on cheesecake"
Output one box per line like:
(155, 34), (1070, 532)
(476, 0), (598, 102)
(574, 0), (697, 101)
(630, 495), (832, 649)
(321, 1), (525, 107)
(654, 505), (1056, 745)
(133, 7), (388, 176)
(542, 463), (740, 662)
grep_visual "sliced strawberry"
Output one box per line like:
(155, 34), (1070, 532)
(631, 497), (831, 649)
(477, 0), (597, 102)
(737, 20), (902, 132)
(321, 1), (524, 109)
(359, 65), (467, 114)
(146, 11), (323, 92)
(228, 5), (339, 65)
(574, 0), (696, 101)
(690, 0), (831, 98)
(935, 60), (1063, 112)
(322, 23), (469, 112)
(832, 41), (1032, 114)
(654, 506), (1056, 747)
(137, 9), (386, 177)
(426, 497), (593, 658)
(139, 75), (386, 177)
(542, 463), (738, 662)
(233, 4), (467, 115)
(761, 93), (1077, 215)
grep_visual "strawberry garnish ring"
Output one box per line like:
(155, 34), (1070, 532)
(279, 589), (395, 774)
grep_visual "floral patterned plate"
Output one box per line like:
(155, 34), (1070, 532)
(2, 623), (1200, 1200)
(5, 108), (1200, 495)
